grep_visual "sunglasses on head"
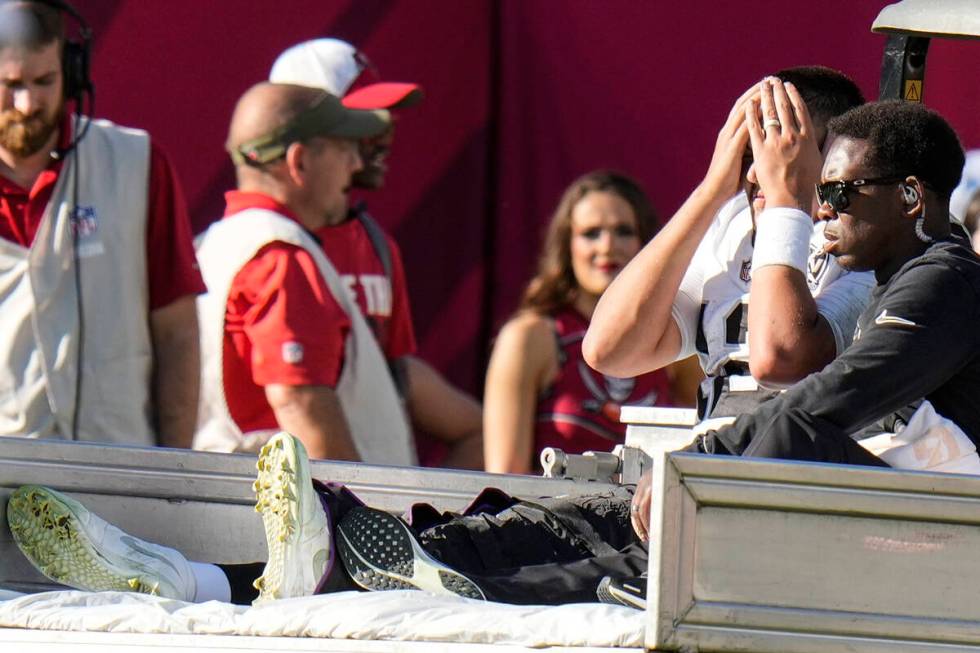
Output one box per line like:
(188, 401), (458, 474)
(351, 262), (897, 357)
(814, 176), (906, 212)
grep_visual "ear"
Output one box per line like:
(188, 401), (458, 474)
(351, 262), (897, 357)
(283, 141), (307, 187)
(901, 176), (925, 218)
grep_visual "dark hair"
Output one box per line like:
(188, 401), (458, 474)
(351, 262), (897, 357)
(828, 100), (965, 199)
(520, 170), (659, 314)
(0, 1), (65, 51)
(773, 65), (865, 131)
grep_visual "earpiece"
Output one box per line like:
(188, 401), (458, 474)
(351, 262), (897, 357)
(902, 184), (920, 205)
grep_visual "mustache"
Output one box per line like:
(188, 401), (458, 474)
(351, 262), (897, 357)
(0, 108), (60, 158)
(362, 145), (390, 161)
(0, 108), (45, 129)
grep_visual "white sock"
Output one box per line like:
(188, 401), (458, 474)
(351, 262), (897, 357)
(189, 562), (232, 603)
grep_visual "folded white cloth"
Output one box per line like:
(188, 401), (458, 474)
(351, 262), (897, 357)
(859, 401), (980, 474)
(0, 589), (644, 647)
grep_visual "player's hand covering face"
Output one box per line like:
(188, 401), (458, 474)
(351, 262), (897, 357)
(744, 78), (823, 215)
(703, 85), (757, 199)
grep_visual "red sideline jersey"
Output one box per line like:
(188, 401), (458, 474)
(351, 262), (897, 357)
(315, 212), (417, 361)
(534, 307), (674, 459)
(0, 119), (204, 309)
(221, 192), (351, 434)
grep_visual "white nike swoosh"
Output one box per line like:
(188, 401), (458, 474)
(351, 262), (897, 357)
(874, 309), (920, 328)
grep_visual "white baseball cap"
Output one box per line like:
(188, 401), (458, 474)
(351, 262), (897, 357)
(270, 38), (423, 110)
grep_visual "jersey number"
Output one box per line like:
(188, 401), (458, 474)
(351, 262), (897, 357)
(696, 301), (748, 354)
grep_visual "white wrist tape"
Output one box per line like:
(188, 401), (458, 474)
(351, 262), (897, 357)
(752, 208), (813, 274)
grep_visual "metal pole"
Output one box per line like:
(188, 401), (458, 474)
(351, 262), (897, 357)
(879, 33), (930, 102)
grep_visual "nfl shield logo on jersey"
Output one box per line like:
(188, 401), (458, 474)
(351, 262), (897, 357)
(69, 205), (105, 257)
(281, 341), (305, 364)
(739, 259), (752, 283)
(70, 206), (98, 237)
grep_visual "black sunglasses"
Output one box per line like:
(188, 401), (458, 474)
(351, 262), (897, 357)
(814, 176), (906, 212)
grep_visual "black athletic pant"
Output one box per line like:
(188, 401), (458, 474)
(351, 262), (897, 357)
(219, 562), (263, 605)
(414, 487), (645, 604)
(701, 407), (889, 466)
(218, 485), (642, 605)
(221, 412), (886, 607)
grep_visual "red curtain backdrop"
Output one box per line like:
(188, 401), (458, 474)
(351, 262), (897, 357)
(76, 0), (980, 397)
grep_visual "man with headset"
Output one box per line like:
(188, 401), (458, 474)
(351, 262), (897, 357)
(269, 39), (483, 469)
(0, 0), (204, 447)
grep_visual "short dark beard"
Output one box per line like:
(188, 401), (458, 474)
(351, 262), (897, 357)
(351, 138), (390, 189)
(0, 104), (62, 158)
(352, 164), (384, 189)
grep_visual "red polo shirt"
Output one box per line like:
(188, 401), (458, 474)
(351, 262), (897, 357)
(0, 118), (204, 309)
(221, 191), (350, 434)
(316, 213), (416, 360)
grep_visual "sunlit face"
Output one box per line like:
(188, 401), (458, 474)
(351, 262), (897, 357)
(817, 135), (903, 273)
(302, 136), (363, 222)
(352, 124), (394, 190)
(0, 41), (64, 159)
(569, 190), (643, 297)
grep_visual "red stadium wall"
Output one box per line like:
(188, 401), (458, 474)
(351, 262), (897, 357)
(76, 0), (980, 398)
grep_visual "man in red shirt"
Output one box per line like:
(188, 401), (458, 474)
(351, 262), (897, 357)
(194, 82), (415, 464)
(271, 39), (483, 468)
(0, 1), (203, 447)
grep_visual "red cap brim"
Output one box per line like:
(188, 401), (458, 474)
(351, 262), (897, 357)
(342, 82), (424, 110)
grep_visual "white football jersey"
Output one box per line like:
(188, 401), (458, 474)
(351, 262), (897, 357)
(671, 193), (873, 381)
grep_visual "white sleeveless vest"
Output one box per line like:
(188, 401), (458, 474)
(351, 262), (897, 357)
(0, 119), (153, 444)
(193, 209), (416, 465)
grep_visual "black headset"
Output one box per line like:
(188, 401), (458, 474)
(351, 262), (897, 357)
(20, 0), (94, 101)
(13, 0), (96, 158)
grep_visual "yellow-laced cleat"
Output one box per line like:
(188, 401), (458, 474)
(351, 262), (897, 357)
(251, 432), (329, 604)
(6, 485), (196, 601)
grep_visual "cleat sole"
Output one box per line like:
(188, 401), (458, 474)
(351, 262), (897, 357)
(6, 486), (167, 595)
(252, 433), (328, 604)
(337, 507), (485, 601)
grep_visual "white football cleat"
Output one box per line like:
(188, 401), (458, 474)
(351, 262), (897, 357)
(6, 485), (196, 601)
(252, 432), (329, 603)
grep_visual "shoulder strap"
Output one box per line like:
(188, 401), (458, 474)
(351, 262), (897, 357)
(354, 204), (393, 282)
(352, 204), (406, 398)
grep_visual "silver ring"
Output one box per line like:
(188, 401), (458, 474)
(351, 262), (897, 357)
(630, 505), (640, 513)
(763, 118), (781, 129)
